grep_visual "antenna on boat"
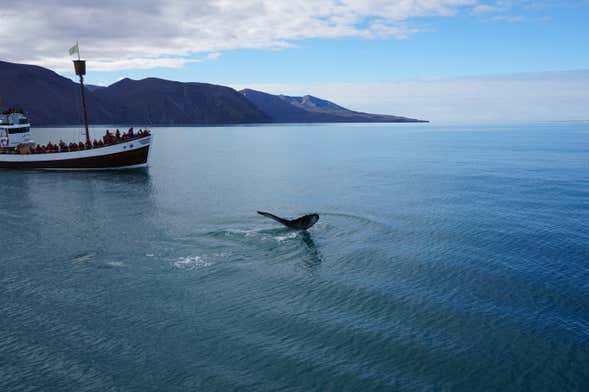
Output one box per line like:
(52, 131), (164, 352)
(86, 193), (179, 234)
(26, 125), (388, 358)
(70, 42), (90, 144)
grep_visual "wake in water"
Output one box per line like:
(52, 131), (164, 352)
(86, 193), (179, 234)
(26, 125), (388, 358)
(167, 224), (325, 272)
(174, 256), (212, 270)
(320, 211), (397, 229)
(165, 210), (389, 273)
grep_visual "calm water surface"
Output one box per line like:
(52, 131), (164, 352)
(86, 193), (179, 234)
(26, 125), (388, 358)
(1, 123), (588, 391)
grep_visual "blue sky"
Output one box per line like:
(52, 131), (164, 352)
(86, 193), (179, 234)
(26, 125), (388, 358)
(1, 0), (588, 122)
(59, 1), (589, 86)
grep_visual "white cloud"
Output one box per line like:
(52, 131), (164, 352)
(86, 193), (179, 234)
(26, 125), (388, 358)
(470, 1), (556, 21)
(491, 14), (525, 22)
(36, 57), (203, 72)
(232, 71), (589, 123)
(471, 4), (504, 14)
(0, 0), (476, 71)
(206, 52), (222, 60)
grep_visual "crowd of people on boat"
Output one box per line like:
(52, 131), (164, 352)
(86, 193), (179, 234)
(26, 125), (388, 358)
(1, 108), (24, 115)
(30, 128), (150, 154)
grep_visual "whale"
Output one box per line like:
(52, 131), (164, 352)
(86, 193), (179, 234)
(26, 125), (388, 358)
(257, 211), (320, 230)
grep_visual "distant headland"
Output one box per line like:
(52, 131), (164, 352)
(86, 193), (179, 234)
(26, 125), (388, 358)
(0, 60), (427, 126)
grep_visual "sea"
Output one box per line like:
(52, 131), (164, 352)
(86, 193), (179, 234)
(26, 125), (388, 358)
(1, 123), (588, 392)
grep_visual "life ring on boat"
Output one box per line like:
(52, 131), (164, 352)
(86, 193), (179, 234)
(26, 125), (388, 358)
(0, 138), (8, 147)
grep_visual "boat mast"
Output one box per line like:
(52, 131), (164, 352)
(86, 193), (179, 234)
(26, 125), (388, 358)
(73, 48), (90, 144)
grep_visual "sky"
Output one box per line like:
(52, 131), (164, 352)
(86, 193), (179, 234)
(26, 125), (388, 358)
(0, 0), (588, 123)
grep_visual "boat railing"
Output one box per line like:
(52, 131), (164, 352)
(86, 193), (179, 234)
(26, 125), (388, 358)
(0, 131), (151, 155)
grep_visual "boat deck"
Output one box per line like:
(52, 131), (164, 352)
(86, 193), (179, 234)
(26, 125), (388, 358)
(0, 135), (152, 170)
(0, 133), (151, 155)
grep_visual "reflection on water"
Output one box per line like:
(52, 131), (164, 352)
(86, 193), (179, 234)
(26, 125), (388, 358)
(301, 231), (324, 269)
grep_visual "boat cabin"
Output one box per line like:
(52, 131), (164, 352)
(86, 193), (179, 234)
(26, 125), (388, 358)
(0, 109), (33, 149)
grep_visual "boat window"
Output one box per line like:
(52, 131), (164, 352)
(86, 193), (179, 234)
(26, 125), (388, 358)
(8, 127), (29, 134)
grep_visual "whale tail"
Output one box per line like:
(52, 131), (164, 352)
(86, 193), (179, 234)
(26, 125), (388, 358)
(257, 211), (320, 230)
(257, 211), (289, 225)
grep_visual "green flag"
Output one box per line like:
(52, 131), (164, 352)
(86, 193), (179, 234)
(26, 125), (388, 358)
(68, 43), (79, 56)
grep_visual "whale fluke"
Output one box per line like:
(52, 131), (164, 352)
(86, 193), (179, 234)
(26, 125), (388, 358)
(257, 211), (320, 230)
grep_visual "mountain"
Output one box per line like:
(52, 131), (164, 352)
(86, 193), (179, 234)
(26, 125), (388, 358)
(240, 89), (426, 123)
(85, 84), (106, 92)
(0, 61), (112, 125)
(0, 61), (268, 125)
(93, 78), (269, 125)
(0, 60), (426, 125)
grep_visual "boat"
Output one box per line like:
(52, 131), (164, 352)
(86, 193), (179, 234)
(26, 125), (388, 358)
(0, 109), (151, 170)
(0, 54), (152, 170)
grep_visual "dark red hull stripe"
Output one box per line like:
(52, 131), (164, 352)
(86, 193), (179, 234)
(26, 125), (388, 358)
(0, 146), (149, 169)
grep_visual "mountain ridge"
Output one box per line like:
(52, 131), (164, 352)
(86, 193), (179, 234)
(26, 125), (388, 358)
(0, 60), (427, 125)
(0, 61), (269, 125)
(239, 89), (426, 123)
(93, 77), (270, 125)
